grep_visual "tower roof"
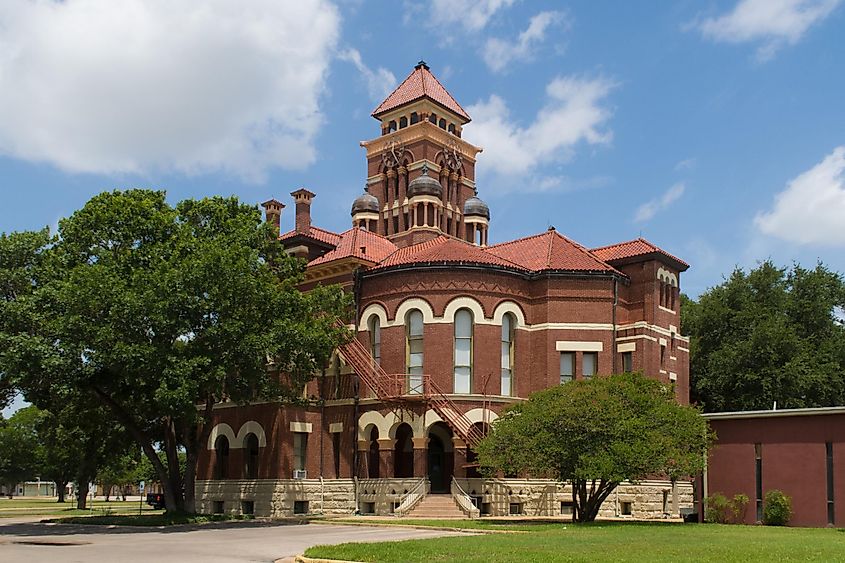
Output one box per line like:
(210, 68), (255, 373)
(372, 61), (470, 122)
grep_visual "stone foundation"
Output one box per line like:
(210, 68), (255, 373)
(195, 478), (693, 519)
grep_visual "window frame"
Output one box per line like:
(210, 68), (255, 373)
(582, 352), (598, 378)
(559, 351), (575, 384)
(453, 308), (474, 394)
(406, 309), (424, 394)
(368, 315), (381, 365)
(293, 432), (308, 472)
(500, 313), (515, 396)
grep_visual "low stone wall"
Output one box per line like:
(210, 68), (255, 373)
(195, 479), (357, 518)
(456, 478), (694, 518)
(195, 478), (693, 519)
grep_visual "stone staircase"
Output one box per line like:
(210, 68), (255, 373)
(404, 494), (467, 519)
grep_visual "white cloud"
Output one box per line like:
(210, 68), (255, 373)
(635, 183), (686, 222)
(465, 75), (615, 192)
(696, 0), (842, 60)
(338, 48), (397, 102)
(0, 0), (340, 181)
(426, 0), (518, 32)
(755, 146), (845, 246)
(674, 157), (697, 172)
(483, 11), (566, 73)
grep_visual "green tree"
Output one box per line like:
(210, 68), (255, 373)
(476, 372), (711, 522)
(0, 190), (348, 513)
(683, 261), (845, 412)
(0, 406), (43, 498)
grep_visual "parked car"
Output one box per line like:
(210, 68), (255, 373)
(146, 492), (165, 510)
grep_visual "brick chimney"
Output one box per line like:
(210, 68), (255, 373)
(261, 198), (285, 233)
(291, 188), (315, 234)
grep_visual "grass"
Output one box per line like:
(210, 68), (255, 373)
(0, 498), (161, 519)
(306, 521), (845, 562)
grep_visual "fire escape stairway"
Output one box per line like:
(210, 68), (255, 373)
(337, 334), (486, 449)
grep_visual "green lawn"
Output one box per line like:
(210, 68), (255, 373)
(307, 521), (845, 562)
(0, 498), (160, 518)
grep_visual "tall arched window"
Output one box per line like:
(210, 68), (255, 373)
(501, 313), (515, 396)
(438, 118), (447, 129)
(454, 309), (473, 393)
(244, 433), (259, 479)
(214, 435), (229, 479)
(399, 116), (408, 128)
(388, 120), (397, 132)
(429, 113), (437, 124)
(368, 316), (381, 365)
(410, 112), (419, 124)
(406, 310), (424, 394)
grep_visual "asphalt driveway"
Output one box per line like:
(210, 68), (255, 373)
(0, 518), (463, 562)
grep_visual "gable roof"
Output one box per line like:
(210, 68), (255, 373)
(374, 236), (525, 272)
(486, 229), (619, 273)
(591, 238), (689, 271)
(372, 62), (470, 122)
(307, 228), (398, 267)
(279, 225), (342, 247)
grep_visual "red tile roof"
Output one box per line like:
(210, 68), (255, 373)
(308, 228), (398, 267)
(591, 238), (689, 269)
(486, 229), (618, 273)
(279, 226), (342, 246)
(374, 236), (525, 271)
(372, 63), (470, 122)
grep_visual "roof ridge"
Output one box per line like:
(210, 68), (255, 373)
(591, 237), (654, 252)
(421, 67), (470, 119)
(487, 230), (555, 249)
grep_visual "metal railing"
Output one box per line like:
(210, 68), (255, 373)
(394, 478), (429, 516)
(451, 477), (480, 518)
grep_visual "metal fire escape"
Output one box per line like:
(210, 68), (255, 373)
(337, 333), (486, 449)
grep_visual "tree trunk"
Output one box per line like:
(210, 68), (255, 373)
(77, 481), (89, 510)
(56, 479), (67, 503)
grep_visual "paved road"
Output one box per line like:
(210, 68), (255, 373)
(0, 518), (463, 562)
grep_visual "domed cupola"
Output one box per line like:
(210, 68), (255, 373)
(463, 189), (490, 247)
(351, 186), (380, 231)
(463, 193), (490, 220)
(352, 189), (379, 215)
(407, 163), (443, 198)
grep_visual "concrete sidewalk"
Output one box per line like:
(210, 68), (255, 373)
(0, 519), (464, 562)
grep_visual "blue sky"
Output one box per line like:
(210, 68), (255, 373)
(1, 0), (844, 306)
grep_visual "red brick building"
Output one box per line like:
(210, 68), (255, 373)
(195, 62), (693, 518)
(705, 408), (845, 527)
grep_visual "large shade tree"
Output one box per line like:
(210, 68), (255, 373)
(476, 372), (711, 522)
(682, 261), (845, 412)
(0, 190), (349, 513)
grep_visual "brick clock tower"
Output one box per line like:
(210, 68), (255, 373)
(353, 61), (490, 248)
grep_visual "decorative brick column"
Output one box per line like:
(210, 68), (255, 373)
(412, 437), (429, 478)
(357, 440), (370, 478)
(378, 439), (395, 478)
(452, 437), (468, 479)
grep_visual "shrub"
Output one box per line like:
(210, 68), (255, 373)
(763, 490), (792, 526)
(704, 492), (749, 524)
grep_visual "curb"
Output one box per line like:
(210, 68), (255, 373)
(293, 556), (364, 563)
(308, 519), (507, 534)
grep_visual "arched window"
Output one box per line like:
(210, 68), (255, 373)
(448, 123), (456, 134)
(410, 112), (419, 124)
(429, 113), (437, 124)
(368, 315), (381, 364)
(438, 118), (447, 130)
(399, 116), (408, 129)
(501, 313), (515, 396)
(388, 120), (397, 132)
(214, 435), (229, 480)
(406, 310), (424, 394)
(454, 309), (473, 393)
(244, 433), (259, 479)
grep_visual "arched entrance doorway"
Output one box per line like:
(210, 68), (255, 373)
(427, 422), (454, 493)
(367, 426), (379, 478)
(394, 423), (414, 478)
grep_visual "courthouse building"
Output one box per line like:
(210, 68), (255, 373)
(196, 62), (693, 519)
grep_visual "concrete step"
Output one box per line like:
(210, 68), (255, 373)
(405, 494), (467, 519)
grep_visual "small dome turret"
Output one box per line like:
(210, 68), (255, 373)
(351, 188), (379, 215)
(407, 163), (443, 198)
(463, 193), (490, 219)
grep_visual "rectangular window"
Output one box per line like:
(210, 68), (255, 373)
(582, 352), (597, 378)
(293, 432), (308, 472)
(500, 315), (514, 396)
(620, 501), (632, 516)
(755, 443), (763, 522)
(454, 310), (473, 394)
(622, 351), (633, 373)
(660, 344), (666, 368)
(560, 352), (575, 384)
(241, 500), (254, 516)
(294, 500), (309, 515)
(213, 501), (224, 514)
(827, 442), (835, 526)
